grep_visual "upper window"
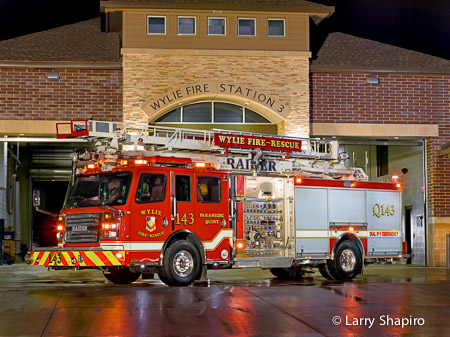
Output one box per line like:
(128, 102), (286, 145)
(268, 19), (285, 37)
(135, 174), (166, 203)
(238, 18), (256, 36)
(155, 102), (271, 124)
(208, 17), (226, 35)
(178, 16), (196, 35)
(176, 175), (191, 202)
(148, 16), (166, 35)
(197, 177), (220, 203)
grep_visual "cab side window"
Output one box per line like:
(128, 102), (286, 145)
(176, 175), (191, 202)
(197, 177), (220, 203)
(135, 174), (166, 203)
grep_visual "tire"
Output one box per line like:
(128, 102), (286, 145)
(103, 267), (141, 284)
(269, 268), (291, 279)
(270, 266), (305, 280)
(157, 266), (169, 284)
(328, 240), (362, 280)
(318, 263), (336, 280)
(162, 240), (202, 286)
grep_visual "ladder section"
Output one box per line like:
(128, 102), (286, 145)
(56, 120), (338, 160)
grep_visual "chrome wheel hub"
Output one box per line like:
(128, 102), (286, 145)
(173, 250), (194, 277)
(340, 249), (356, 272)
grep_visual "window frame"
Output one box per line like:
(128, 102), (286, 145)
(147, 15), (167, 35)
(267, 18), (285, 37)
(197, 176), (221, 203)
(208, 17), (226, 36)
(238, 18), (256, 37)
(135, 173), (167, 204)
(178, 16), (196, 36)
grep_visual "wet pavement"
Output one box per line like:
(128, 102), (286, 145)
(0, 264), (449, 336)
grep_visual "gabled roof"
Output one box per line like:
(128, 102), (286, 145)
(310, 32), (450, 74)
(0, 18), (121, 68)
(101, 0), (334, 14)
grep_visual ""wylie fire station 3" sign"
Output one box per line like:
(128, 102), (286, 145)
(214, 133), (302, 153)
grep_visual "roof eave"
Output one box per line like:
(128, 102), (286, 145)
(0, 60), (122, 70)
(310, 65), (450, 75)
(100, 1), (334, 15)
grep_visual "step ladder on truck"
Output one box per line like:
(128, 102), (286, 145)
(26, 120), (406, 286)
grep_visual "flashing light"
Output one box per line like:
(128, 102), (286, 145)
(115, 253), (123, 259)
(396, 183), (402, 189)
(349, 227), (355, 232)
(103, 223), (110, 230)
(392, 175), (399, 180)
(57, 225), (63, 231)
(120, 160), (128, 166)
(87, 164), (95, 169)
(134, 159), (148, 165)
(236, 241), (245, 250)
(194, 162), (206, 168)
(105, 214), (110, 219)
(295, 177), (302, 184)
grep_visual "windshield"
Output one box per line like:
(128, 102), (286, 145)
(64, 172), (132, 208)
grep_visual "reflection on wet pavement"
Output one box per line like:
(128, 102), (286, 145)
(0, 264), (449, 336)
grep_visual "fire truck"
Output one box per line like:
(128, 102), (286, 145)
(26, 120), (404, 286)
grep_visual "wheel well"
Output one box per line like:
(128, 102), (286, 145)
(160, 230), (206, 265)
(332, 233), (365, 259)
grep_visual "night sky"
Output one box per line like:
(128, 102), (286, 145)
(0, 0), (448, 59)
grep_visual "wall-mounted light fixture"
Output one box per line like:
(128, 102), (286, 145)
(366, 76), (379, 84)
(46, 72), (60, 80)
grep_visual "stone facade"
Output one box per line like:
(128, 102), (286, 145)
(0, 68), (123, 122)
(122, 50), (310, 137)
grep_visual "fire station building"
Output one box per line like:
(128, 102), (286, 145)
(0, 0), (449, 267)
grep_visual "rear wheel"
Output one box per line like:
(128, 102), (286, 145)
(162, 240), (202, 286)
(103, 267), (141, 284)
(318, 263), (336, 280)
(269, 268), (291, 279)
(328, 240), (362, 280)
(270, 266), (305, 280)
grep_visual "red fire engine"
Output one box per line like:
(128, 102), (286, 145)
(26, 120), (404, 286)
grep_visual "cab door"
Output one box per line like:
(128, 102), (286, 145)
(172, 172), (195, 230)
(129, 170), (172, 246)
(194, 171), (231, 262)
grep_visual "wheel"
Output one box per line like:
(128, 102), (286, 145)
(103, 267), (141, 284)
(328, 240), (362, 280)
(269, 268), (291, 279)
(162, 240), (202, 286)
(270, 266), (305, 280)
(318, 263), (336, 280)
(157, 266), (169, 284)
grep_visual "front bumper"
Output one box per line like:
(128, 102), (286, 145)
(27, 249), (126, 267)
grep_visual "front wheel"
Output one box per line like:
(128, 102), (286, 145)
(162, 240), (202, 286)
(103, 267), (141, 284)
(329, 241), (362, 280)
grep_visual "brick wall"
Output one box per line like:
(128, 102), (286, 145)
(122, 52), (310, 137)
(310, 73), (449, 217)
(0, 68), (123, 121)
(310, 72), (450, 266)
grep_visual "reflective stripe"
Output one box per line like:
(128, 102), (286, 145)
(296, 229), (400, 239)
(28, 251), (125, 267)
(203, 229), (233, 250)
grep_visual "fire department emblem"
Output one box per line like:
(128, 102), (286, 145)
(146, 217), (156, 232)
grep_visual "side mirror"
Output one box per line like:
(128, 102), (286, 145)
(33, 189), (41, 208)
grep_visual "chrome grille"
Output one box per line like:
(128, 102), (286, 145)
(64, 213), (100, 244)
